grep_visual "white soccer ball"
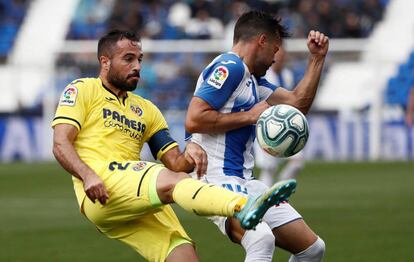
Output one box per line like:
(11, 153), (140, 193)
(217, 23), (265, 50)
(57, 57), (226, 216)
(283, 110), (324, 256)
(256, 104), (309, 157)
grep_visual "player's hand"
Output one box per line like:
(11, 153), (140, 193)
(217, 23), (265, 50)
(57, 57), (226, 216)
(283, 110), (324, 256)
(249, 101), (270, 124)
(83, 172), (109, 205)
(307, 30), (329, 57)
(184, 142), (208, 178)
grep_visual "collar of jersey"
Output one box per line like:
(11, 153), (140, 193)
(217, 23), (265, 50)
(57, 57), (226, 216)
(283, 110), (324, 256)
(226, 51), (251, 75)
(100, 81), (128, 106)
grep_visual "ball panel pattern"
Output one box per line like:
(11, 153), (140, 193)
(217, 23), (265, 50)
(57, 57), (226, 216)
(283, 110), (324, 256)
(256, 104), (309, 157)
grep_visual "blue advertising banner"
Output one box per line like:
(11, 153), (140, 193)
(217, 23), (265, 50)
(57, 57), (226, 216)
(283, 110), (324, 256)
(0, 115), (413, 162)
(0, 117), (50, 162)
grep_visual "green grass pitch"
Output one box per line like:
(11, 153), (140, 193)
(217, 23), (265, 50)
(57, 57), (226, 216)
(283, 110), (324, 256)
(0, 161), (413, 261)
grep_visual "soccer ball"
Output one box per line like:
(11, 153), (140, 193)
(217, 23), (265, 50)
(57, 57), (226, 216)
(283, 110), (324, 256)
(256, 104), (309, 157)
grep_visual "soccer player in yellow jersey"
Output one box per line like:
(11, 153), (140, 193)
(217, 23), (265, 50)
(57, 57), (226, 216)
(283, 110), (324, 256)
(52, 30), (297, 262)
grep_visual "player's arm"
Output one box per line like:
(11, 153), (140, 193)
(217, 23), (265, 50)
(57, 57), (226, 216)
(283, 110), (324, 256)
(405, 87), (414, 126)
(267, 30), (329, 114)
(53, 123), (109, 204)
(148, 128), (207, 177)
(160, 142), (207, 178)
(186, 59), (270, 133)
(186, 97), (269, 133)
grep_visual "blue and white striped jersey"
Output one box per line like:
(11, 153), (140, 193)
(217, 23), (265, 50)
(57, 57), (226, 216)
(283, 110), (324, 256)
(188, 52), (278, 180)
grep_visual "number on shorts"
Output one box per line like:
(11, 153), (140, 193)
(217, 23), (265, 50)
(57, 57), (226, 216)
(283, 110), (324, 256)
(108, 161), (130, 171)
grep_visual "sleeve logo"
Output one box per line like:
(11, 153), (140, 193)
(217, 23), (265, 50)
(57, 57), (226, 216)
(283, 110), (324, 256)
(207, 66), (229, 89)
(59, 85), (78, 106)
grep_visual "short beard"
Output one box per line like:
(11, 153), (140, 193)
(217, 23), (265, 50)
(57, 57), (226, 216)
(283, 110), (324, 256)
(107, 68), (138, 92)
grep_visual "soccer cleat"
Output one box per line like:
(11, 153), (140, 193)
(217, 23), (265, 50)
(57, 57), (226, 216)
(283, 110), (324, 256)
(235, 179), (297, 230)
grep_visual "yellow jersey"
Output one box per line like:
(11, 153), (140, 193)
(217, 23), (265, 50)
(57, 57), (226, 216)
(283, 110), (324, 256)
(52, 77), (177, 205)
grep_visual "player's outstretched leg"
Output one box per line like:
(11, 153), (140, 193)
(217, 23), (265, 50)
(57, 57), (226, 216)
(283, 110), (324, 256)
(167, 171), (296, 230)
(235, 179), (297, 230)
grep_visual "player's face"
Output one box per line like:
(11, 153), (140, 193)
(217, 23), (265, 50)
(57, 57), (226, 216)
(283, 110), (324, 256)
(272, 46), (285, 72)
(254, 36), (280, 77)
(107, 38), (143, 91)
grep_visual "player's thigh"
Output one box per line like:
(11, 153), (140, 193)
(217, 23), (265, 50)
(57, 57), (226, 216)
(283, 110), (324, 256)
(273, 219), (318, 254)
(166, 243), (199, 262)
(262, 202), (314, 252)
(107, 205), (194, 262)
(83, 161), (166, 227)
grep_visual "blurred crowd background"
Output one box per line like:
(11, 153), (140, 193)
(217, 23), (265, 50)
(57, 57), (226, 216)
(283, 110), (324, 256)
(66, 0), (387, 40)
(62, 0), (388, 110)
(1, 0), (388, 111)
(2, 0), (414, 162)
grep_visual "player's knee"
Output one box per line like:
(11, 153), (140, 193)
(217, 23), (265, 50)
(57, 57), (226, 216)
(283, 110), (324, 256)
(157, 169), (190, 203)
(315, 237), (326, 259)
(308, 237), (325, 261)
(159, 169), (190, 186)
(292, 237), (325, 262)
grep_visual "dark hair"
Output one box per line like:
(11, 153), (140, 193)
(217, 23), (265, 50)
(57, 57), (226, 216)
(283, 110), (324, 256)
(97, 29), (140, 60)
(233, 10), (290, 44)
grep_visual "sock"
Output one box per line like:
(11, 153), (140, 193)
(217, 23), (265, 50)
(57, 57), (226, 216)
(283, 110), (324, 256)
(241, 222), (275, 262)
(172, 178), (246, 217)
(288, 237), (325, 262)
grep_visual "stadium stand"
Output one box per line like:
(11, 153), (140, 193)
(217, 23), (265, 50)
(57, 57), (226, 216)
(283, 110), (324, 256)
(313, 0), (414, 159)
(0, 0), (79, 112)
(0, 0), (389, 113)
(66, 0), (114, 40)
(66, 0), (388, 40)
(0, 0), (30, 62)
(385, 51), (414, 106)
(315, 0), (414, 111)
(58, 0), (390, 111)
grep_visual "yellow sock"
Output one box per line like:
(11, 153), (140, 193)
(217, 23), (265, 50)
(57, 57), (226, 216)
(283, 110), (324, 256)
(172, 178), (247, 217)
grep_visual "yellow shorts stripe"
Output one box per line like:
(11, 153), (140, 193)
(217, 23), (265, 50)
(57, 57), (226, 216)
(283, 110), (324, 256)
(148, 165), (164, 207)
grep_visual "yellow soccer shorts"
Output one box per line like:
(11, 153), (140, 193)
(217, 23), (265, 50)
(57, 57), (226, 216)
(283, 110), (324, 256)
(82, 161), (193, 262)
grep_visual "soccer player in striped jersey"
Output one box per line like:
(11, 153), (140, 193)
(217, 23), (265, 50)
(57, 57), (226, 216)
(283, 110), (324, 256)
(186, 11), (328, 262)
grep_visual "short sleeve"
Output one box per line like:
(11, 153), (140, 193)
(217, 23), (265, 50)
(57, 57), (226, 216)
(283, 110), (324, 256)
(144, 101), (178, 159)
(144, 101), (169, 140)
(52, 79), (89, 130)
(257, 77), (278, 102)
(195, 60), (244, 110)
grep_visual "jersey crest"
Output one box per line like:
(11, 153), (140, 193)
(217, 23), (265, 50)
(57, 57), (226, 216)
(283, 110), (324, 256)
(132, 161), (147, 171)
(130, 104), (143, 116)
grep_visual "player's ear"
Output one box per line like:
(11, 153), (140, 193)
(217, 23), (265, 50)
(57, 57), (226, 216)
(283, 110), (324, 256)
(100, 56), (111, 70)
(258, 34), (267, 47)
